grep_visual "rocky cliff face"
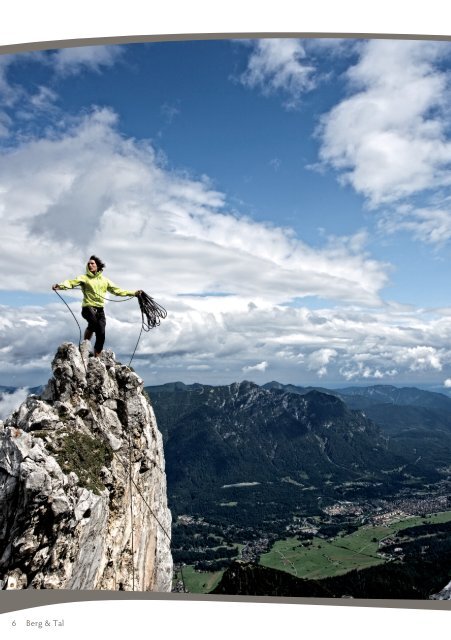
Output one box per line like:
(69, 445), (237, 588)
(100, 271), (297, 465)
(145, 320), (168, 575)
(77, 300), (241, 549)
(431, 580), (451, 600)
(0, 342), (173, 591)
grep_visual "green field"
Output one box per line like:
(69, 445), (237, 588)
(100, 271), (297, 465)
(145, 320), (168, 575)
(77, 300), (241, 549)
(259, 510), (451, 580)
(175, 565), (223, 593)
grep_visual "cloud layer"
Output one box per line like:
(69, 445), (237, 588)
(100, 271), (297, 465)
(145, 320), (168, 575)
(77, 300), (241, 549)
(2, 40), (451, 389)
(2, 292), (451, 388)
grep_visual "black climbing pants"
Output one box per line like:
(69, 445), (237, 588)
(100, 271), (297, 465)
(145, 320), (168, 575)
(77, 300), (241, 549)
(81, 306), (106, 353)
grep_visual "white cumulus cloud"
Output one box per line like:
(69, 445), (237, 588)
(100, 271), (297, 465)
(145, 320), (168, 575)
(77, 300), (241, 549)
(379, 205), (451, 246)
(238, 39), (316, 108)
(391, 345), (443, 371)
(317, 40), (451, 207)
(306, 348), (337, 377)
(52, 46), (125, 76)
(242, 361), (268, 373)
(0, 387), (29, 420)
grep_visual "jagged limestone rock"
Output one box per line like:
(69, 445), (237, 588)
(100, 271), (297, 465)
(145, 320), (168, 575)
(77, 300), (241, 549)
(0, 342), (173, 591)
(430, 580), (451, 600)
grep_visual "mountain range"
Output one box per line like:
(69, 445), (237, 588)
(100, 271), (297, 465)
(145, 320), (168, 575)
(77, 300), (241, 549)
(146, 381), (451, 530)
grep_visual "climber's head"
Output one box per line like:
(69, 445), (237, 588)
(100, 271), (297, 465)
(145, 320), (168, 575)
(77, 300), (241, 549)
(87, 255), (105, 274)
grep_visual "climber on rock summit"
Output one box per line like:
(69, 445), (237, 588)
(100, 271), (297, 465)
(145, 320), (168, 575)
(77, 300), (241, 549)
(52, 255), (142, 357)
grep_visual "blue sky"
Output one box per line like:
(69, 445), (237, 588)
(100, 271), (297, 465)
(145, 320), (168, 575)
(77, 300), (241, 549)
(1, 38), (451, 389)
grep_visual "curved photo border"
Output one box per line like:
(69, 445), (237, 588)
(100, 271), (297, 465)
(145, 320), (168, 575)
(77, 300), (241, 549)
(1, 30), (451, 616)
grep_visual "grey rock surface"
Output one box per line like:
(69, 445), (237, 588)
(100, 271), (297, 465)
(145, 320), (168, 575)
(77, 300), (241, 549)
(430, 579), (451, 600)
(0, 342), (173, 591)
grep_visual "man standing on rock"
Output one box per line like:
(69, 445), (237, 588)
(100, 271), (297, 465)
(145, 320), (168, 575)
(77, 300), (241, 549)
(53, 255), (142, 357)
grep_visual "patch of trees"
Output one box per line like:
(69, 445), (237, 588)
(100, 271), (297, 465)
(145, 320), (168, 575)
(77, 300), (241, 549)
(297, 532), (314, 541)
(195, 559), (235, 571)
(397, 520), (451, 539)
(173, 546), (238, 564)
(315, 523), (359, 539)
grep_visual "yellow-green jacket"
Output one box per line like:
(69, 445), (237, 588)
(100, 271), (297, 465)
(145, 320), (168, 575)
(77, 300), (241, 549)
(58, 269), (135, 308)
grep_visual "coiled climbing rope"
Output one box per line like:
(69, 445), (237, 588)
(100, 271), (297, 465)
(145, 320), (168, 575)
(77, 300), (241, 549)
(128, 291), (167, 366)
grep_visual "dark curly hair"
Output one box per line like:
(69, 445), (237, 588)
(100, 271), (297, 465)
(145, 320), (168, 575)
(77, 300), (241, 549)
(89, 255), (106, 271)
